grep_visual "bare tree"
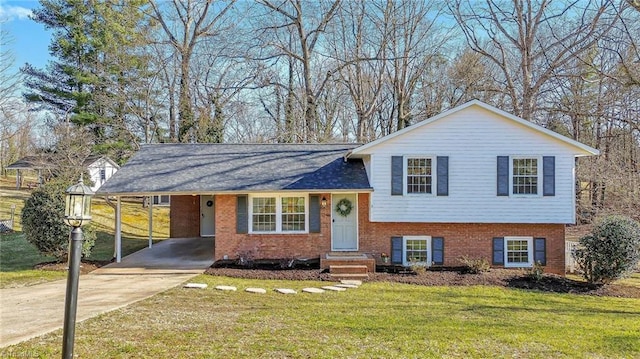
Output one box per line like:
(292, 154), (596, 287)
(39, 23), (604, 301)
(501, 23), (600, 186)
(256, 0), (342, 142)
(450, 0), (619, 121)
(149, 0), (237, 142)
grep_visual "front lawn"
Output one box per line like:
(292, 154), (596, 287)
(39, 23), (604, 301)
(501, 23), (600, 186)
(3, 275), (639, 358)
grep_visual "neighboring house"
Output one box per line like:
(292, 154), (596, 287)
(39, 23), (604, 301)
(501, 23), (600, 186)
(6, 154), (119, 192)
(84, 155), (120, 192)
(97, 100), (599, 274)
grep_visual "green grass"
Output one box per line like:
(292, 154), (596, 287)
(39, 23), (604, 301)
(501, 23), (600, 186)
(0, 177), (170, 287)
(3, 276), (639, 358)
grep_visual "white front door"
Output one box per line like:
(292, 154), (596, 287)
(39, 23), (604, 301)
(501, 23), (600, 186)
(331, 194), (358, 251)
(200, 195), (215, 237)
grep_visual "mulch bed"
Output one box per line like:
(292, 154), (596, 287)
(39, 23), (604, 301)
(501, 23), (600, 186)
(205, 267), (640, 299)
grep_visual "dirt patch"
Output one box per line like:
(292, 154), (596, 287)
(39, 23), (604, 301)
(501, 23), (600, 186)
(205, 267), (640, 299)
(35, 260), (111, 275)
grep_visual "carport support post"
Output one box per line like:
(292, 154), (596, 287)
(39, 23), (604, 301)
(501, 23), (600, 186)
(148, 196), (153, 248)
(116, 196), (122, 262)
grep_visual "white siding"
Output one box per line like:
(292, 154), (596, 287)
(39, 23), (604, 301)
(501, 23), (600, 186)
(362, 107), (583, 224)
(88, 159), (119, 192)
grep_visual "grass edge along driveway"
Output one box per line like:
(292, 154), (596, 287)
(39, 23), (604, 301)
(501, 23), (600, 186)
(3, 275), (639, 358)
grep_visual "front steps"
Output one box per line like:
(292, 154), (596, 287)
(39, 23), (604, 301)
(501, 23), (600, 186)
(321, 252), (375, 279)
(328, 265), (369, 280)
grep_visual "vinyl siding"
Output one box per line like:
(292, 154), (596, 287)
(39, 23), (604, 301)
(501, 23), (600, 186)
(361, 107), (580, 224)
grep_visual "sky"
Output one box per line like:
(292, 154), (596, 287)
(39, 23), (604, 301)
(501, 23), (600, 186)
(1, 0), (52, 77)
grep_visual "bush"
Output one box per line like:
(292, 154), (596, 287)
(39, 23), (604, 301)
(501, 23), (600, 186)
(459, 256), (490, 274)
(573, 215), (640, 284)
(527, 261), (545, 282)
(21, 181), (96, 262)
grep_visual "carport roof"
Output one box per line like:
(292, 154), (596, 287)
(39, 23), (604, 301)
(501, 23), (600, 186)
(97, 143), (371, 195)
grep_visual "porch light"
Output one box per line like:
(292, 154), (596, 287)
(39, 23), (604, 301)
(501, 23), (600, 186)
(64, 176), (94, 227)
(321, 197), (327, 208)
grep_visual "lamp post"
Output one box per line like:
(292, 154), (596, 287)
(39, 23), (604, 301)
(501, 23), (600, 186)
(62, 176), (93, 359)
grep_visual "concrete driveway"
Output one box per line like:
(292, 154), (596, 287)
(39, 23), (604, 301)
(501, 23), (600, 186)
(1, 238), (215, 347)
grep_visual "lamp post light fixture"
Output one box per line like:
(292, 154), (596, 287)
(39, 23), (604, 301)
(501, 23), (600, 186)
(62, 176), (93, 359)
(321, 196), (327, 209)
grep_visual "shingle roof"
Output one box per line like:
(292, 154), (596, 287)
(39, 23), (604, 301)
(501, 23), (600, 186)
(97, 144), (371, 195)
(5, 154), (55, 170)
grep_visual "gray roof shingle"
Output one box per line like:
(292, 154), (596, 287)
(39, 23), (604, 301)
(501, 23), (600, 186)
(97, 143), (371, 195)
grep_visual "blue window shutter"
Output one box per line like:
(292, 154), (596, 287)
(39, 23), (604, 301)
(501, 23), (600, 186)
(236, 195), (248, 234)
(391, 156), (403, 196)
(436, 156), (449, 196)
(309, 195), (321, 233)
(391, 237), (403, 264)
(497, 156), (509, 196)
(492, 237), (504, 265)
(543, 156), (555, 196)
(534, 238), (546, 265)
(432, 237), (444, 265)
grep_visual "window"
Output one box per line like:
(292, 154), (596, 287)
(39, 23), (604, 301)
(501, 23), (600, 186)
(406, 157), (433, 194)
(252, 197), (276, 232)
(403, 236), (431, 266)
(281, 196), (305, 231)
(504, 237), (533, 268)
(250, 194), (307, 233)
(152, 195), (170, 206)
(100, 169), (106, 181)
(512, 158), (538, 195)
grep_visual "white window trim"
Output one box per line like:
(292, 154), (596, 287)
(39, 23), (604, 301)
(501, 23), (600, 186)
(403, 235), (432, 267)
(504, 236), (534, 268)
(403, 155), (436, 196)
(510, 155), (542, 196)
(248, 193), (308, 234)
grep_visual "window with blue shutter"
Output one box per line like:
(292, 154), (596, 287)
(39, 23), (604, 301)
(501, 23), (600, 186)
(391, 156), (403, 195)
(543, 156), (555, 196)
(432, 237), (444, 265)
(497, 156), (509, 196)
(309, 195), (321, 233)
(236, 195), (248, 234)
(391, 237), (403, 264)
(534, 238), (546, 265)
(492, 237), (505, 265)
(436, 157), (449, 196)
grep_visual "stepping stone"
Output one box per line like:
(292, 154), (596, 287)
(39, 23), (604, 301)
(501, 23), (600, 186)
(245, 287), (267, 294)
(275, 288), (297, 294)
(335, 284), (358, 289)
(215, 285), (237, 291)
(322, 286), (347, 292)
(302, 287), (325, 294)
(183, 283), (208, 289)
(340, 280), (362, 286)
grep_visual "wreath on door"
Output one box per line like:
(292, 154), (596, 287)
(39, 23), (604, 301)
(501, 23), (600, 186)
(335, 198), (353, 217)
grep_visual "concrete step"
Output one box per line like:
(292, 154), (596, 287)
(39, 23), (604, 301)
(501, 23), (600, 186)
(329, 273), (369, 280)
(329, 265), (368, 275)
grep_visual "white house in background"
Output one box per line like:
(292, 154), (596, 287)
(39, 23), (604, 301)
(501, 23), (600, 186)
(85, 155), (120, 192)
(6, 154), (119, 191)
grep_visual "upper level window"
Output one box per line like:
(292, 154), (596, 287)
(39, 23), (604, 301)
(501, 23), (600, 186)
(250, 194), (307, 233)
(512, 157), (538, 195)
(406, 157), (433, 194)
(100, 169), (106, 181)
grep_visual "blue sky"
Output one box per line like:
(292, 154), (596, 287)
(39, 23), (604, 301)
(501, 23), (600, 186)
(1, 0), (52, 75)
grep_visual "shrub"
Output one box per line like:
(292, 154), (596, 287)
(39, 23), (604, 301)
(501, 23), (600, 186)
(573, 215), (640, 284)
(527, 261), (545, 282)
(459, 256), (490, 274)
(21, 181), (96, 262)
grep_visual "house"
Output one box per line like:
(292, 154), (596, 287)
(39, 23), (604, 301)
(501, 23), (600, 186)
(97, 100), (599, 274)
(84, 155), (120, 192)
(6, 154), (119, 192)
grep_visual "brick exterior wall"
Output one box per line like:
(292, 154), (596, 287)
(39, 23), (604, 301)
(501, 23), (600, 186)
(170, 192), (566, 274)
